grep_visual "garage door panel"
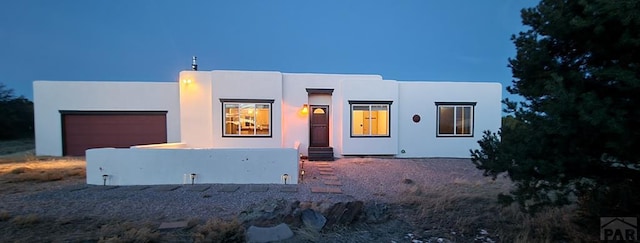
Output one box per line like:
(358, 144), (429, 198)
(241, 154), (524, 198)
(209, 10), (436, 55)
(62, 112), (167, 156)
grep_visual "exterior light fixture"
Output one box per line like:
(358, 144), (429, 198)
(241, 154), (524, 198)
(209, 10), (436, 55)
(102, 174), (108, 186)
(182, 79), (192, 85)
(301, 104), (309, 114)
(282, 173), (289, 184)
(300, 170), (305, 182)
(190, 173), (197, 185)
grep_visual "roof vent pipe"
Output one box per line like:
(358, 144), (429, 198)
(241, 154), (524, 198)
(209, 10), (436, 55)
(191, 56), (198, 71)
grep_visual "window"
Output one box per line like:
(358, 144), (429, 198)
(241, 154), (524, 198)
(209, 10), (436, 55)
(349, 101), (392, 137)
(435, 102), (476, 137)
(221, 99), (274, 137)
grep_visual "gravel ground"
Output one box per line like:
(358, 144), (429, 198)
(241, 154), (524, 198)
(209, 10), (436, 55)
(0, 157), (518, 242)
(0, 157), (495, 223)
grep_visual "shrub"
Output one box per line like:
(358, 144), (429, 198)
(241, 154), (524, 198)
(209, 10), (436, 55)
(193, 218), (245, 243)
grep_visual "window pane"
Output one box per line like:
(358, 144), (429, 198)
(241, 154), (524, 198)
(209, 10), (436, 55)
(372, 107), (388, 135)
(439, 107), (454, 134)
(255, 104), (270, 135)
(239, 104), (255, 135)
(351, 104), (390, 136)
(352, 106), (366, 135)
(224, 104), (239, 135)
(459, 106), (473, 135)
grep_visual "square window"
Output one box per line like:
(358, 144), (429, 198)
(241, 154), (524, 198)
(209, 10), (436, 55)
(436, 102), (475, 137)
(349, 101), (392, 137)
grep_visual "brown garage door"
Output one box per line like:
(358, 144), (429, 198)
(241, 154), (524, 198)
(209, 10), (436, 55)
(62, 111), (167, 156)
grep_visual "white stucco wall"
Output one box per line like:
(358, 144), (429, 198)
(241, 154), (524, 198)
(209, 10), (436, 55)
(86, 147), (299, 185)
(396, 82), (502, 158)
(340, 79), (399, 155)
(33, 81), (180, 156)
(210, 70), (284, 148)
(281, 73), (384, 157)
(179, 71), (214, 148)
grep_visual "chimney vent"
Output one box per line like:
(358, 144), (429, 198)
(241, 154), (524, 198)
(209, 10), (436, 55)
(191, 56), (198, 71)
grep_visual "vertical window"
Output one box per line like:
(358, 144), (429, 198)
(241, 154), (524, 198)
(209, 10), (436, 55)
(221, 99), (273, 137)
(349, 101), (392, 137)
(436, 102), (475, 137)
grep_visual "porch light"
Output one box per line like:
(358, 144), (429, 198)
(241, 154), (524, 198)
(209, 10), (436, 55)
(282, 173), (289, 184)
(190, 173), (197, 185)
(301, 104), (309, 114)
(102, 174), (109, 186)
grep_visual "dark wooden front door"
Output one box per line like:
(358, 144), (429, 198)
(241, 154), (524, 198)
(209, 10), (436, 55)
(309, 105), (329, 147)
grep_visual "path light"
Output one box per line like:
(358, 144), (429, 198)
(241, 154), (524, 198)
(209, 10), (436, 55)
(282, 173), (289, 184)
(190, 173), (197, 185)
(102, 174), (108, 186)
(300, 170), (305, 182)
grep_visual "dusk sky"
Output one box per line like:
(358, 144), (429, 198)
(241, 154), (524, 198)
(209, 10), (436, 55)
(1, 0), (538, 100)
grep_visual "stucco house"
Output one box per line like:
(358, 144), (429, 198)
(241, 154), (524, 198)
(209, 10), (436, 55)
(33, 69), (501, 185)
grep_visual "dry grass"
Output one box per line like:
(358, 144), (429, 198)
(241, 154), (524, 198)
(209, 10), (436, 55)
(98, 221), (162, 243)
(193, 218), (245, 243)
(398, 179), (594, 242)
(0, 157), (85, 183)
(0, 210), (11, 221)
(10, 214), (40, 226)
(0, 138), (34, 156)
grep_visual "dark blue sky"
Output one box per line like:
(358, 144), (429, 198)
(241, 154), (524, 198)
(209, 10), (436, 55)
(0, 0), (538, 100)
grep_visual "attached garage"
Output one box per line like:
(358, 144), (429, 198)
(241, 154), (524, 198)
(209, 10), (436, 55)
(61, 111), (167, 156)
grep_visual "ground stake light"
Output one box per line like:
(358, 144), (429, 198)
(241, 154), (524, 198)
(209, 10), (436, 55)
(282, 173), (289, 184)
(102, 174), (108, 186)
(190, 173), (197, 185)
(300, 170), (305, 182)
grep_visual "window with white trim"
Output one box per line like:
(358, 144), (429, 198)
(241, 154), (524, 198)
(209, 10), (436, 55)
(349, 101), (392, 137)
(436, 102), (475, 137)
(221, 99), (273, 137)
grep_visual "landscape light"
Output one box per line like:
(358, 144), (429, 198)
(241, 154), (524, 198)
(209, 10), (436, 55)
(300, 170), (305, 182)
(190, 173), (197, 185)
(282, 173), (289, 184)
(102, 174), (108, 186)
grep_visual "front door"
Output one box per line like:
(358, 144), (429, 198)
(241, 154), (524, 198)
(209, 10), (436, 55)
(309, 105), (329, 147)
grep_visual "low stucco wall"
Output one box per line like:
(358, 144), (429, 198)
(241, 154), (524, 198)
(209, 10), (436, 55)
(86, 148), (299, 185)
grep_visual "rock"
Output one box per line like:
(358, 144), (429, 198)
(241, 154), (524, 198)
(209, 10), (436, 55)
(364, 202), (390, 224)
(245, 223), (294, 243)
(324, 201), (364, 227)
(301, 208), (326, 232)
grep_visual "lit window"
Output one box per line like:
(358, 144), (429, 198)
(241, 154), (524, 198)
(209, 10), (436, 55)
(349, 101), (392, 137)
(221, 99), (273, 137)
(436, 102), (475, 137)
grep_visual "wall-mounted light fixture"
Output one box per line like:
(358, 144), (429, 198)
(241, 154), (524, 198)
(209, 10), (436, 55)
(102, 174), (109, 186)
(182, 79), (192, 85)
(301, 104), (309, 114)
(190, 173), (197, 185)
(282, 173), (289, 184)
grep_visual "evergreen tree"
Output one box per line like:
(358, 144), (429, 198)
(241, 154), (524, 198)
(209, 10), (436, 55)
(471, 0), (640, 218)
(0, 83), (34, 139)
